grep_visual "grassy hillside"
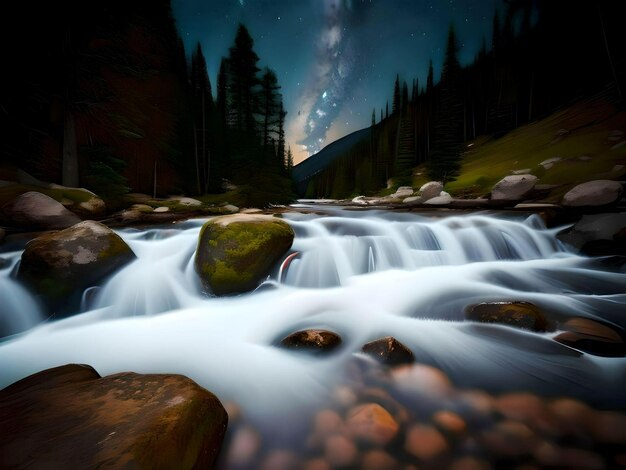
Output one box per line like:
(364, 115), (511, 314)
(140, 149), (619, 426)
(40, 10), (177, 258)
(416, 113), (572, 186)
(436, 98), (626, 201)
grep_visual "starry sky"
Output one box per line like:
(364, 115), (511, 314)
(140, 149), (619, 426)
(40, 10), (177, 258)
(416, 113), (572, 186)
(172, 0), (502, 164)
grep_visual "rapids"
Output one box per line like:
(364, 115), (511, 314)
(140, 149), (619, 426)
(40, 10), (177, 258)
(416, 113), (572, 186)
(1, 207), (625, 430)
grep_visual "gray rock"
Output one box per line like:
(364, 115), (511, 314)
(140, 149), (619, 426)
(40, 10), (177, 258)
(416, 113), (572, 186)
(153, 206), (170, 213)
(419, 181), (444, 201)
(562, 180), (623, 207)
(557, 212), (626, 255)
(352, 196), (368, 205)
(17, 221), (136, 313)
(491, 175), (538, 201)
(1, 192), (81, 230)
(403, 196), (423, 204)
(391, 186), (414, 199)
(424, 192), (453, 205)
(222, 204), (239, 213)
(512, 168), (531, 175)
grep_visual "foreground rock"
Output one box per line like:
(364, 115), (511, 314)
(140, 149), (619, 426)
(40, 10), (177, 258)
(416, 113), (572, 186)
(362, 336), (414, 365)
(562, 180), (623, 207)
(1, 191), (80, 230)
(491, 175), (538, 202)
(557, 213), (626, 255)
(554, 318), (626, 357)
(195, 214), (294, 295)
(0, 364), (227, 469)
(17, 221), (136, 313)
(466, 301), (554, 332)
(280, 329), (342, 354)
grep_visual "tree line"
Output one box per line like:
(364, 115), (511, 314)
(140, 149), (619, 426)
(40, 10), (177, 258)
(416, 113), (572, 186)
(303, 0), (625, 198)
(0, 1), (293, 207)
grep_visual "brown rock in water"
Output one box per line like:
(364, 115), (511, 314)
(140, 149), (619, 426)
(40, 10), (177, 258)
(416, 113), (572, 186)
(324, 434), (358, 467)
(361, 450), (398, 469)
(554, 317), (626, 357)
(480, 420), (537, 457)
(391, 364), (453, 397)
(226, 425), (261, 467)
(362, 336), (415, 365)
(260, 450), (300, 470)
(465, 301), (554, 332)
(433, 410), (467, 435)
(346, 403), (399, 446)
(280, 329), (342, 354)
(0, 364), (228, 469)
(404, 424), (449, 460)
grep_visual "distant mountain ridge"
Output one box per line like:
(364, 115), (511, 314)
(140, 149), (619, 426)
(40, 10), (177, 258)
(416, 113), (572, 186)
(292, 127), (370, 195)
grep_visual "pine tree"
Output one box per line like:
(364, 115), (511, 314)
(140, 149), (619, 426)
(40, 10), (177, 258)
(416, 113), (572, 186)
(259, 67), (282, 164)
(190, 43), (214, 193)
(427, 60), (434, 93)
(402, 81), (409, 113)
(286, 146), (294, 173)
(392, 74), (401, 114)
(428, 25), (464, 183)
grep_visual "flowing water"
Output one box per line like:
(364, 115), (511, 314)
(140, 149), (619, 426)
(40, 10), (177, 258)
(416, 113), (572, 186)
(1, 207), (625, 452)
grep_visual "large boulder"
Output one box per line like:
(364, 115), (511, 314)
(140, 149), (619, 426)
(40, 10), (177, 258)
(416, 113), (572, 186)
(424, 191), (453, 205)
(17, 221), (136, 313)
(465, 301), (554, 332)
(419, 181), (444, 201)
(195, 214), (294, 296)
(0, 364), (228, 469)
(562, 180), (623, 207)
(1, 191), (81, 230)
(557, 213), (626, 255)
(390, 186), (414, 199)
(491, 175), (538, 202)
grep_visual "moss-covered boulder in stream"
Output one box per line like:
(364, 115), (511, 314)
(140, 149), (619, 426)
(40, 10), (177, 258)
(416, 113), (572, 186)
(0, 364), (228, 469)
(195, 214), (294, 296)
(17, 221), (136, 313)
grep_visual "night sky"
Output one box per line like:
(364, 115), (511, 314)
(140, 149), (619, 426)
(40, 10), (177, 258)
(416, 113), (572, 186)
(173, 0), (501, 164)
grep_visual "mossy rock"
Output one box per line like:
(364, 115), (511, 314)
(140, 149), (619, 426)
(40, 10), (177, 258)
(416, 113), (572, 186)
(17, 221), (136, 314)
(465, 301), (555, 332)
(0, 364), (228, 469)
(194, 214), (294, 296)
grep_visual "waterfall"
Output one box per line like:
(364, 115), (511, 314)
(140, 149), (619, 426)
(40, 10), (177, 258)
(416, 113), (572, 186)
(1, 208), (625, 426)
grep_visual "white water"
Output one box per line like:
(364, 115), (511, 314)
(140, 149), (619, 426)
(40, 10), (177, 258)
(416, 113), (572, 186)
(1, 208), (625, 428)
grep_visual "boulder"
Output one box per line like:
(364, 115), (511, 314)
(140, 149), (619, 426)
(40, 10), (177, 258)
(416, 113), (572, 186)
(557, 213), (626, 255)
(153, 206), (170, 213)
(554, 318), (625, 357)
(424, 191), (453, 205)
(562, 180), (623, 207)
(419, 181), (444, 200)
(1, 191), (80, 230)
(491, 175), (538, 202)
(0, 364), (227, 469)
(195, 214), (294, 296)
(346, 403), (399, 446)
(391, 186), (414, 199)
(221, 204), (239, 213)
(465, 301), (554, 332)
(17, 221), (136, 313)
(352, 196), (368, 205)
(403, 196), (422, 204)
(362, 336), (415, 365)
(169, 196), (202, 207)
(280, 329), (342, 354)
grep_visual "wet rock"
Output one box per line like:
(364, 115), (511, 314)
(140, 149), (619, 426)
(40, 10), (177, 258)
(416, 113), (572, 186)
(562, 180), (623, 207)
(491, 175), (538, 202)
(361, 450), (398, 469)
(549, 398), (592, 436)
(352, 196), (368, 205)
(260, 450), (300, 470)
(0, 364), (228, 469)
(449, 456), (493, 470)
(226, 425), (261, 466)
(534, 443), (604, 470)
(465, 302), (553, 332)
(404, 425), (448, 460)
(1, 191), (81, 230)
(433, 411), (467, 435)
(362, 336), (414, 365)
(419, 181), (444, 200)
(324, 434), (358, 467)
(589, 411), (626, 444)
(391, 364), (453, 397)
(557, 213), (626, 256)
(195, 214), (294, 295)
(554, 317), (625, 357)
(495, 393), (557, 434)
(303, 458), (331, 470)
(280, 330), (342, 354)
(17, 221), (136, 313)
(424, 191), (453, 205)
(480, 420), (537, 457)
(314, 410), (344, 436)
(346, 403), (399, 446)
(332, 386), (358, 409)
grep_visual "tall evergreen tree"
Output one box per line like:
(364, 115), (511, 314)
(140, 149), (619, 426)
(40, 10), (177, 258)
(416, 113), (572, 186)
(259, 67), (282, 163)
(392, 74), (401, 114)
(190, 43), (214, 193)
(402, 81), (409, 113)
(428, 25), (464, 183)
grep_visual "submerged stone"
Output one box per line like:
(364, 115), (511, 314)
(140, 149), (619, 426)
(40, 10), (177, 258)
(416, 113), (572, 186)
(0, 364), (228, 469)
(361, 336), (414, 365)
(280, 329), (342, 354)
(465, 301), (554, 332)
(195, 214), (294, 296)
(554, 317), (626, 357)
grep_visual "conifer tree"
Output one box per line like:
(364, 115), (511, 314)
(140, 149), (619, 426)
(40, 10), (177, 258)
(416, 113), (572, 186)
(392, 74), (401, 114)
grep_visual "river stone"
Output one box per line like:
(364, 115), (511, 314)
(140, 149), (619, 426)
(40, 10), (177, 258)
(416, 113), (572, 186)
(465, 301), (554, 332)
(352, 196), (368, 205)
(562, 180), (623, 207)
(17, 221), (136, 313)
(554, 318), (625, 357)
(404, 424), (448, 460)
(419, 181), (444, 200)
(0, 364), (227, 469)
(362, 336), (414, 365)
(1, 191), (81, 230)
(424, 191), (453, 205)
(491, 175), (538, 201)
(346, 403), (399, 446)
(280, 329), (342, 354)
(557, 212), (626, 255)
(195, 214), (294, 296)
